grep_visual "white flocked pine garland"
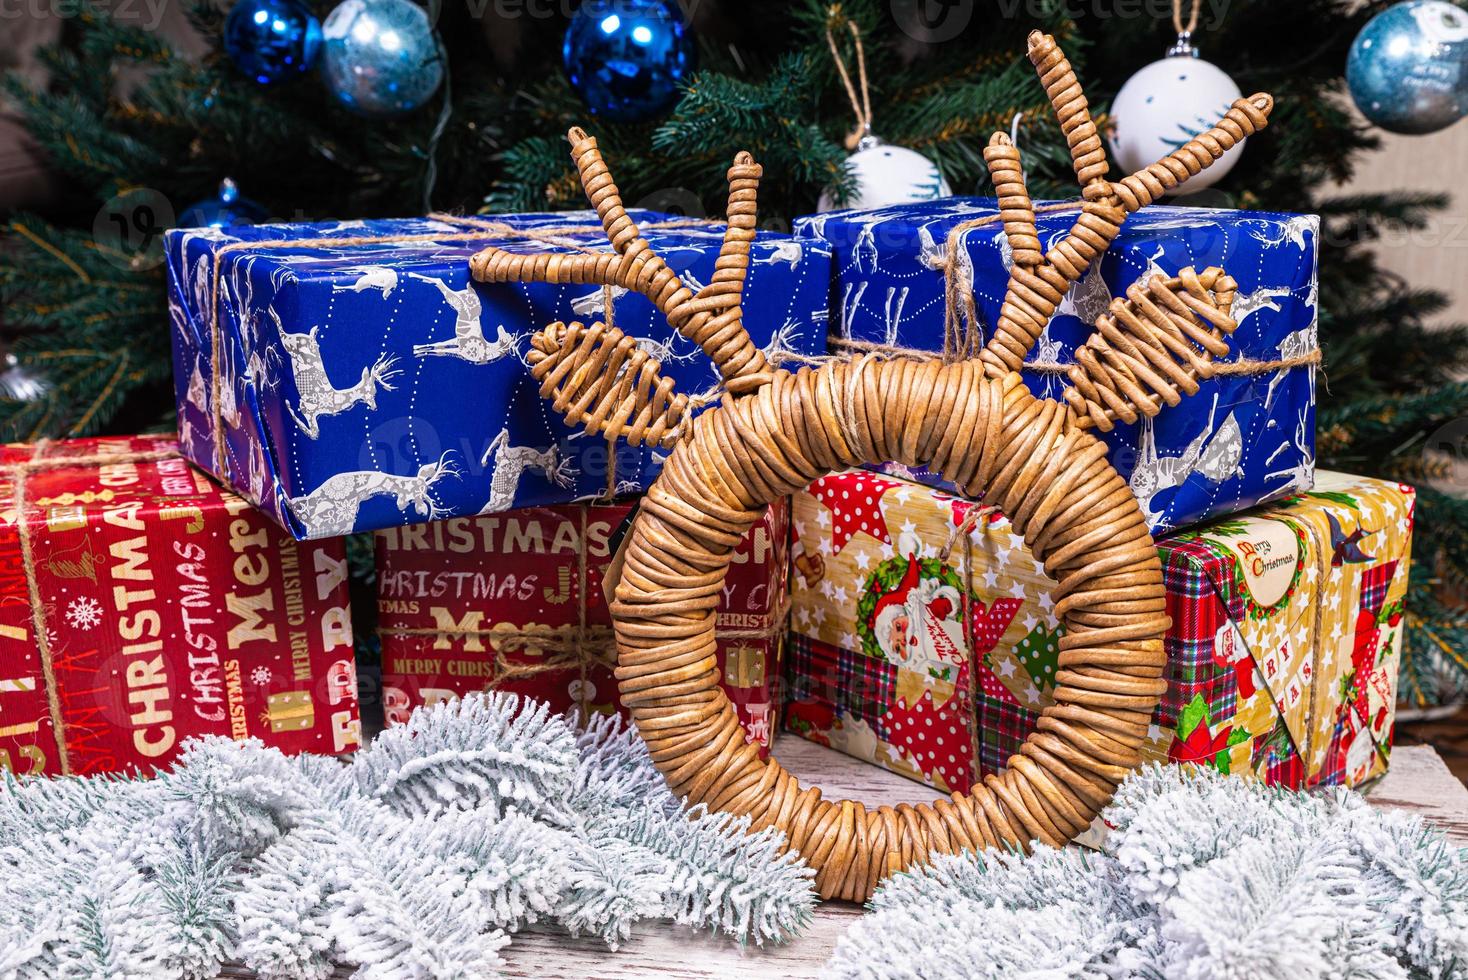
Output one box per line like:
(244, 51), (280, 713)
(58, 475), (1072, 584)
(0, 694), (816, 978)
(827, 764), (1468, 980)
(4, 693), (1467, 979)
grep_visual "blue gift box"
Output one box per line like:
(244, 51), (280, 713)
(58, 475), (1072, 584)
(167, 211), (832, 539)
(794, 199), (1319, 535)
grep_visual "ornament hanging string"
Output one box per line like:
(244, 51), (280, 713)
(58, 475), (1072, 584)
(825, 13), (873, 150)
(1173, 0), (1201, 37)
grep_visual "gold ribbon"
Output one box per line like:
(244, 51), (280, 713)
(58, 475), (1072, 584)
(4, 439), (178, 774)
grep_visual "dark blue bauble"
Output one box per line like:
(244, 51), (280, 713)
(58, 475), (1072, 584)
(563, 0), (694, 123)
(224, 0), (323, 85)
(321, 0), (445, 117)
(1348, 0), (1468, 135)
(178, 179), (270, 228)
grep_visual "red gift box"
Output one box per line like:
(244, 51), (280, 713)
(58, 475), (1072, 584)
(376, 499), (789, 753)
(0, 436), (360, 777)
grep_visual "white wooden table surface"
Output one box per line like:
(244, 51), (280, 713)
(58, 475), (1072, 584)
(219, 738), (1468, 979)
(493, 738), (1468, 979)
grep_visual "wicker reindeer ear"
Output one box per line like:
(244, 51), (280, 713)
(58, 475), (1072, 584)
(977, 30), (1272, 414)
(470, 129), (774, 447)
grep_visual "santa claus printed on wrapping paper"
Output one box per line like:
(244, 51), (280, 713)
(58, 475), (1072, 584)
(868, 534), (967, 675)
(853, 531), (1023, 790)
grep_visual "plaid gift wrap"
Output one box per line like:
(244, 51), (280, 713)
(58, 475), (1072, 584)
(786, 469), (1413, 792)
(377, 498), (790, 755)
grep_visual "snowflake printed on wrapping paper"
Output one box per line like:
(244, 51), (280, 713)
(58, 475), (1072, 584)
(250, 666), (272, 687)
(63, 596), (103, 631)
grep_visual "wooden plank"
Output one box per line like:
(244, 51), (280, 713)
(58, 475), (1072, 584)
(1366, 744), (1468, 843)
(220, 739), (1468, 979)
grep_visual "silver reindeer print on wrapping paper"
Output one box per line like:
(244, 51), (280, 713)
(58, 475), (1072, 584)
(333, 265), (399, 298)
(408, 272), (525, 365)
(287, 454), (461, 539)
(479, 428), (577, 515)
(795, 198), (1320, 534)
(1129, 393), (1247, 528)
(275, 315), (402, 440)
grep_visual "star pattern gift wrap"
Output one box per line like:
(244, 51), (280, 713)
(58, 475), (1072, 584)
(785, 469), (1412, 794)
(166, 211), (830, 540)
(793, 200), (1319, 534)
(375, 498), (789, 755)
(0, 435), (361, 778)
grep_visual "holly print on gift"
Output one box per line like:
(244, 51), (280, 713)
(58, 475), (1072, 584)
(1169, 694), (1251, 773)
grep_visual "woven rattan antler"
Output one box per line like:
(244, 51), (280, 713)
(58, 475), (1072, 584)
(470, 31), (1273, 902)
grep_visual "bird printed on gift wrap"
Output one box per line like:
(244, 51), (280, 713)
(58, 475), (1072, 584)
(1326, 510), (1376, 567)
(332, 266), (399, 299)
(409, 272), (524, 365)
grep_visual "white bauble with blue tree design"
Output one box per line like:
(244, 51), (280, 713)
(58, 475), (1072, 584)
(818, 135), (951, 211)
(1108, 53), (1245, 196)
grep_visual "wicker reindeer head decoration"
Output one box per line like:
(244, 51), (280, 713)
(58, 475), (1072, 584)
(470, 32), (1273, 901)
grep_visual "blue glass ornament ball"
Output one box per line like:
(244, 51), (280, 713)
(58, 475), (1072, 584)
(179, 179), (269, 228)
(224, 0), (323, 84)
(563, 0), (694, 123)
(1348, 0), (1468, 135)
(321, 0), (445, 116)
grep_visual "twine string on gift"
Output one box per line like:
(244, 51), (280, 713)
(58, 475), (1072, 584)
(937, 503), (999, 779)
(5, 440), (178, 775)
